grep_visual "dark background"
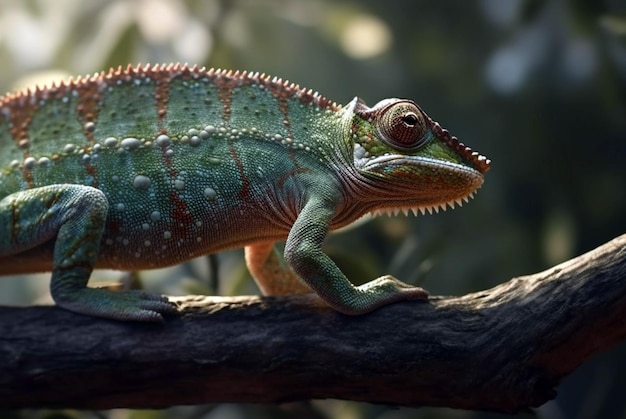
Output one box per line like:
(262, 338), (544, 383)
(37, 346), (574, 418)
(0, 1), (625, 418)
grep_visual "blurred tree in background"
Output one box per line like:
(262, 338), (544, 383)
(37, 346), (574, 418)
(0, 0), (625, 418)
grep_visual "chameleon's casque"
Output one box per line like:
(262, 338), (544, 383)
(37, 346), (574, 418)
(0, 63), (490, 321)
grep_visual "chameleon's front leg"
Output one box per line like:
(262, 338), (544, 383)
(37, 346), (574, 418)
(0, 185), (176, 322)
(245, 241), (312, 295)
(284, 196), (429, 314)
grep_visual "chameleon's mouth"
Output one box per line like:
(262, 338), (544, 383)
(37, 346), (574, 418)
(352, 149), (486, 218)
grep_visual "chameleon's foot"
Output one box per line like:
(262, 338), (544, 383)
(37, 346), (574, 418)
(53, 287), (178, 322)
(338, 275), (429, 315)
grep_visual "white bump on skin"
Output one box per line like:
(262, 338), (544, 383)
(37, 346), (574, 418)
(120, 137), (142, 150)
(24, 157), (37, 170)
(84, 121), (96, 132)
(133, 175), (151, 190)
(156, 134), (171, 147)
(203, 187), (217, 200)
(104, 137), (118, 148)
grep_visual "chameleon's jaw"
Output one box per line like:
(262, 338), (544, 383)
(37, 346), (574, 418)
(353, 151), (486, 217)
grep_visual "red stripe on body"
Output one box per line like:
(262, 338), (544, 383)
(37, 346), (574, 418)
(228, 144), (250, 200)
(6, 92), (37, 187)
(215, 74), (239, 124)
(75, 76), (102, 144)
(152, 65), (174, 134)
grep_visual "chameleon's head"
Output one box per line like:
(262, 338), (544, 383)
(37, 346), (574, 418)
(347, 97), (491, 216)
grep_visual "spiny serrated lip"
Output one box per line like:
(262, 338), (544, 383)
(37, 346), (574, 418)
(370, 190), (479, 217)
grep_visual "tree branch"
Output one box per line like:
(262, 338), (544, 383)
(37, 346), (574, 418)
(1, 234), (625, 412)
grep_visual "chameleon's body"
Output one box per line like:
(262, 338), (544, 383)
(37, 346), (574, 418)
(0, 64), (490, 321)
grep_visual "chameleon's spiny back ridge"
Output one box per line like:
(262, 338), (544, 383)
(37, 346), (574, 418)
(0, 63), (340, 116)
(0, 63), (340, 160)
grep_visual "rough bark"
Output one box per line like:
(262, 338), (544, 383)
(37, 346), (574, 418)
(0, 233), (625, 412)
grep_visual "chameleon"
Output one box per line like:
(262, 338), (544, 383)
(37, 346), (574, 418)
(0, 63), (490, 322)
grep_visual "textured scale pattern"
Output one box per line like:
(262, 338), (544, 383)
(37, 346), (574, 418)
(0, 63), (490, 321)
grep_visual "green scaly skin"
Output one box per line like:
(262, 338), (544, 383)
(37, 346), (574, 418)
(0, 64), (491, 321)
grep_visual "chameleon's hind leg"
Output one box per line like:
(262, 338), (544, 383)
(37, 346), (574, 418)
(0, 184), (176, 321)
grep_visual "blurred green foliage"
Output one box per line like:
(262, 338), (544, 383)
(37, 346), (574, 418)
(0, 0), (625, 418)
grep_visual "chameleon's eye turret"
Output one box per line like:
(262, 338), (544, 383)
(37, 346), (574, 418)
(377, 101), (429, 150)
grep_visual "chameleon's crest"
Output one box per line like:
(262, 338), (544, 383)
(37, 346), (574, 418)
(0, 63), (340, 115)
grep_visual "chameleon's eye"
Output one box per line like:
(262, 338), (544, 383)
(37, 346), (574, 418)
(377, 101), (429, 150)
